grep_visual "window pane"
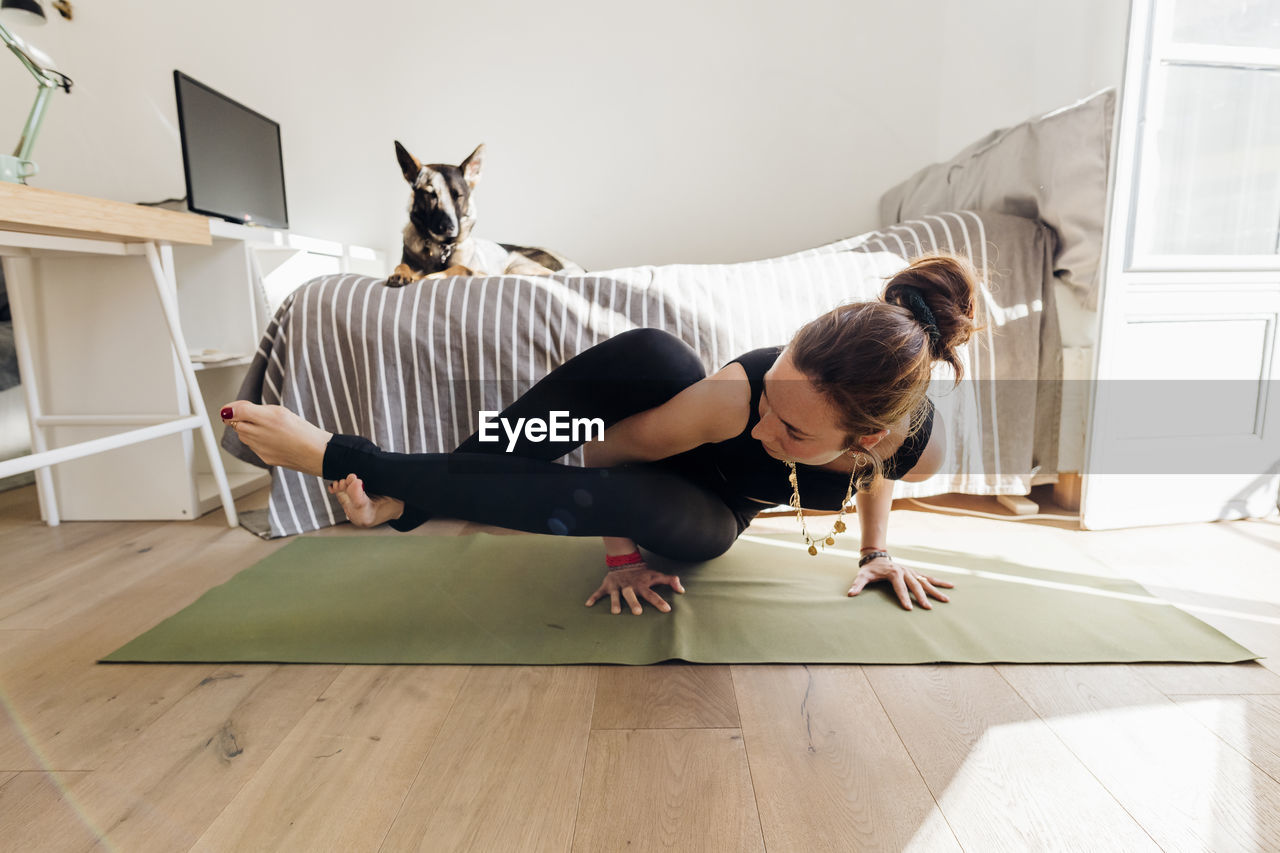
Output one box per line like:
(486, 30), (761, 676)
(1173, 0), (1280, 49)
(1135, 64), (1280, 257)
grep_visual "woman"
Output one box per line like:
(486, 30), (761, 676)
(219, 253), (980, 617)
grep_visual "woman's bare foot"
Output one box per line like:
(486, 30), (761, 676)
(328, 474), (405, 528)
(219, 401), (333, 477)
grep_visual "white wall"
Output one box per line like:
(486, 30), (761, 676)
(0, 0), (1129, 272)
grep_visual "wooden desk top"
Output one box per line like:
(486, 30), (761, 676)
(0, 182), (211, 246)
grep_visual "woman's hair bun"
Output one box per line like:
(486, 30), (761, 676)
(881, 253), (983, 382)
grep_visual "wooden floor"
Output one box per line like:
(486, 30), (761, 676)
(1, 482), (1279, 852)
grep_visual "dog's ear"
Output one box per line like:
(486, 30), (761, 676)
(394, 140), (422, 185)
(460, 143), (485, 192)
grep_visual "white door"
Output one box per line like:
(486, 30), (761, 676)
(1082, 0), (1280, 530)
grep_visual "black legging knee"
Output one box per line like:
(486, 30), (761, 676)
(321, 328), (747, 561)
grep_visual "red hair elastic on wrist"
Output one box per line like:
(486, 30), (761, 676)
(605, 549), (644, 568)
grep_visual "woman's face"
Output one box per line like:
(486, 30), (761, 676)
(751, 348), (887, 466)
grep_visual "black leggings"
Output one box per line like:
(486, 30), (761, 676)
(320, 328), (758, 561)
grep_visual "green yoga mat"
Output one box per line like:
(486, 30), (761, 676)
(101, 532), (1260, 665)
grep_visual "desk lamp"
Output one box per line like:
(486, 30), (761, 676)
(0, 0), (72, 184)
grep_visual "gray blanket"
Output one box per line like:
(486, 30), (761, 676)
(222, 210), (1061, 538)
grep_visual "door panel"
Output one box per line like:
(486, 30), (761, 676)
(1082, 0), (1280, 529)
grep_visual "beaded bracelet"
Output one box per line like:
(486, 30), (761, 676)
(606, 549), (645, 569)
(858, 550), (890, 568)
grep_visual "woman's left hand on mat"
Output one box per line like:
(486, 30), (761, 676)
(585, 564), (685, 616)
(847, 555), (954, 611)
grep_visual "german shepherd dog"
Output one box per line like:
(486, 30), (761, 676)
(387, 141), (584, 287)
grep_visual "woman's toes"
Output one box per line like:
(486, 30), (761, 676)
(220, 400), (257, 423)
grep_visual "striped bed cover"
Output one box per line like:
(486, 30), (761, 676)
(220, 209), (1061, 538)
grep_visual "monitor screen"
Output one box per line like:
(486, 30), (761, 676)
(173, 70), (289, 229)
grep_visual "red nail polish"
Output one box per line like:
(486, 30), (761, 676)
(221, 407), (233, 420)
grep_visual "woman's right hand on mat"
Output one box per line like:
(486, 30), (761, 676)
(585, 564), (686, 616)
(848, 554), (953, 611)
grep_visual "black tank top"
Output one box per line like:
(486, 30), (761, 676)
(702, 346), (935, 511)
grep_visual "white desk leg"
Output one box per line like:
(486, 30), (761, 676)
(2, 255), (61, 525)
(144, 242), (239, 528)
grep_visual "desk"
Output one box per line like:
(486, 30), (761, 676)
(0, 182), (238, 527)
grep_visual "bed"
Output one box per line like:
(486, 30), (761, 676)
(220, 208), (1063, 539)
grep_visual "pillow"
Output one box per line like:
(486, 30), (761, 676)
(878, 88), (1115, 312)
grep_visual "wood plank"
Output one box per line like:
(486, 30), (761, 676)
(1133, 661), (1280, 696)
(1169, 694), (1280, 785)
(379, 666), (596, 852)
(13, 664), (342, 853)
(865, 664), (1160, 852)
(0, 771), (98, 851)
(995, 494), (1038, 515)
(0, 642), (221, 775)
(0, 523), (204, 629)
(998, 663), (1280, 851)
(0, 522), (290, 771)
(0, 514), (130, 585)
(1, 484), (1278, 851)
(572, 728), (763, 853)
(0, 630), (40, 655)
(593, 663), (738, 729)
(1076, 518), (1280, 605)
(190, 664), (468, 853)
(0, 481), (40, 516)
(1052, 472), (1082, 511)
(0, 183), (210, 246)
(732, 664), (960, 852)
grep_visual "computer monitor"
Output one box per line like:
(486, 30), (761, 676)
(173, 70), (289, 229)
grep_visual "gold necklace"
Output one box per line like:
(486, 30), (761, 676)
(786, 457), (858, 555)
